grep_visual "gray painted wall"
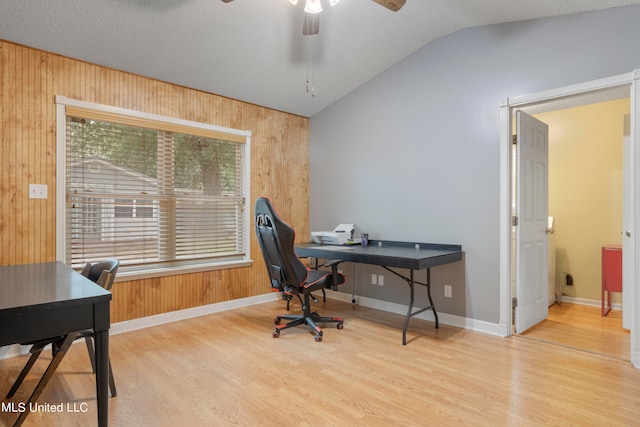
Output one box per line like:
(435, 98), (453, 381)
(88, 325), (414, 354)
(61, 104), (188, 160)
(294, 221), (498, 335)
(308, 5), (640, 324)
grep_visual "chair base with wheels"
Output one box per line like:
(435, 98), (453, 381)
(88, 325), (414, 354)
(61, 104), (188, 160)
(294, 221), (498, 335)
(273, 269), (344, 342)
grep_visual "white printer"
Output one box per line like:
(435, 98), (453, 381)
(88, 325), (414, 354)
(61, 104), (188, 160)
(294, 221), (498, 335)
(311, 224), (357, 245)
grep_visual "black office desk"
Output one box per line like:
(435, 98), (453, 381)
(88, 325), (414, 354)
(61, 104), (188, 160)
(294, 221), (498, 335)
(296, 241), (462, 345)
(0, 262), (112, 427)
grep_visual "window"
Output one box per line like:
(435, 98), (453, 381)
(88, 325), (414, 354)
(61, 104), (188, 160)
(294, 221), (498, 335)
(56, 96), (251, 277)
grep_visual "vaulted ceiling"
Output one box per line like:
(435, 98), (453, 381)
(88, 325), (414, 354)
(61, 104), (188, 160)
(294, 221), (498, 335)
(2, 0), (640, 117)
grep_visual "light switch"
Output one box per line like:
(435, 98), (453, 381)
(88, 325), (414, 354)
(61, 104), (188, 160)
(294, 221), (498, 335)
(29, 184), (48, 199)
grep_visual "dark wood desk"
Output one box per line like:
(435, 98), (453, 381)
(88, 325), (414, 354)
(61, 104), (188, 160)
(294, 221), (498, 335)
(296, 240), (462, 345)
(0, 262), (112, 426)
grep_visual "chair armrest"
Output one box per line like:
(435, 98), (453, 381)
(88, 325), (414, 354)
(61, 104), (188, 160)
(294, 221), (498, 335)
(323, 259), (343, 268)
(309, 259), (343, 270)
(307, 259), (344, 290)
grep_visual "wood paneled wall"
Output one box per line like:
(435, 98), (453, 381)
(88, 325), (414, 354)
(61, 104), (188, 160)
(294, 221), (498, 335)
(0, 40), (310, 322)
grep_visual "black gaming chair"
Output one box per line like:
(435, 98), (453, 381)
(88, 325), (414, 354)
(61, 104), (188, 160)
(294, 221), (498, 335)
(255, 197), (345, 342)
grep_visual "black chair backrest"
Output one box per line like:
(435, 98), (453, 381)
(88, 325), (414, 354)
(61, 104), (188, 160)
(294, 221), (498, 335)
(255, 197), (308, 290)
(80, 259), (119, 291)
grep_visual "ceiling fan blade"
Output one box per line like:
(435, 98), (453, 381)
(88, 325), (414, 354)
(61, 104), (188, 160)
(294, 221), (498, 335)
(221, 0), (234, 3)
(370, 0), (406, 12)
(303, 12), (320, 36)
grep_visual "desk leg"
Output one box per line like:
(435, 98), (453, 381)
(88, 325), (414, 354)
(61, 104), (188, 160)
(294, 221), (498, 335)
(383, 267), (439, 345)
(402, 270), (415, 346)
(401, 268), (438, 345)
(94, 330), (109, 427)
(13, 333), (78, 427)
(425, 268), (439, 329)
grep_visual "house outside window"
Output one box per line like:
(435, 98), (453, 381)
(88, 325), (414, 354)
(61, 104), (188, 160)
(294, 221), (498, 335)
(56, 96), (251, 278)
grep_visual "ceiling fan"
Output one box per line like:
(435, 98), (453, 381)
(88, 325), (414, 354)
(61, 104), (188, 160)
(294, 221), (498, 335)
(221, 0), (406, 35)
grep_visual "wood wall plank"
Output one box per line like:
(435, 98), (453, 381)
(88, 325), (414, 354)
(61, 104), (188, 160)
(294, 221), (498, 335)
(0, 39), (310, 322)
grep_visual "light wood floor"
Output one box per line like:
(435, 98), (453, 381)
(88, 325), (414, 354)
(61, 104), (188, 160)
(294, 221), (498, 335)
(1, 299), (640, 426)
(518, 302), (630, 361)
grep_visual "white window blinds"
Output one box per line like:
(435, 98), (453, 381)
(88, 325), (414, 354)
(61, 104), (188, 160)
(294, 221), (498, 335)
(59, 99), (250, 272)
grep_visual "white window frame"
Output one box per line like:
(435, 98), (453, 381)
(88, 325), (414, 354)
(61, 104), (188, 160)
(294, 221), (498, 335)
(55, 95), (252, 280)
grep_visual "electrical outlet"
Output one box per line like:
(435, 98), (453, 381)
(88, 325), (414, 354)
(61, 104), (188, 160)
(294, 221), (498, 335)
(371, 274), (377, 285)
(378, 275), (384, 286)
(29, 184), (48, 199)
(444, 285), (452, 298)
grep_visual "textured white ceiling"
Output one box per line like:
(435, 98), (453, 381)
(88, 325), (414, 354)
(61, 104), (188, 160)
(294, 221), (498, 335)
(1, 0), (640, 117)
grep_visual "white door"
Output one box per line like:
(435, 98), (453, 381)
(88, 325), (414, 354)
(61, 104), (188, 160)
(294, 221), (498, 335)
(515, 111), (549, 334)
(623, 115), (632, 330)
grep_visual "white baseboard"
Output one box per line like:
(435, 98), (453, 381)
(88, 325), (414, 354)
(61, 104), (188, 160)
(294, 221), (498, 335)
(0, 344), (29, 361)
(633, 347), (640, 369)
(7, 292), (609, 361)
(111, 290), (505, 340)
(560, 295), (622, 311)
(328, 291), (504, 337)
(110, 292), (280, 335)
(0, 293), (280, 361)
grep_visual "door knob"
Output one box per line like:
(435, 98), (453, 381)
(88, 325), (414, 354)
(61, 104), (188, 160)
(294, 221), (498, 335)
(626, 230), (632, 237)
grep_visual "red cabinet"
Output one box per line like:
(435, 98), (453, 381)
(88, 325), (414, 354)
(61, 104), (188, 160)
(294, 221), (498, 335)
(602, 245), (622, 317)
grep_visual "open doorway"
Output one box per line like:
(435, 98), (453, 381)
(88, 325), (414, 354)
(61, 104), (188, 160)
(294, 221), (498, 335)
(516, 97), (631, 361)
(499, 72), (639, 368)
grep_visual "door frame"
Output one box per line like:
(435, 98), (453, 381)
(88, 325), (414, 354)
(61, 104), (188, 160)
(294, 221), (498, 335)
(499, 70), (640, 368)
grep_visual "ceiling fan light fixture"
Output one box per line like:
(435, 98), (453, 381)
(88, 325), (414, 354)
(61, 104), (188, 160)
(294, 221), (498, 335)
(304, 0), (322, 14)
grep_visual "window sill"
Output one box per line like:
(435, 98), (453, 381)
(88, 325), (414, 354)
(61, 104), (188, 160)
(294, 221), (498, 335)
(114, 259), (253, 282)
